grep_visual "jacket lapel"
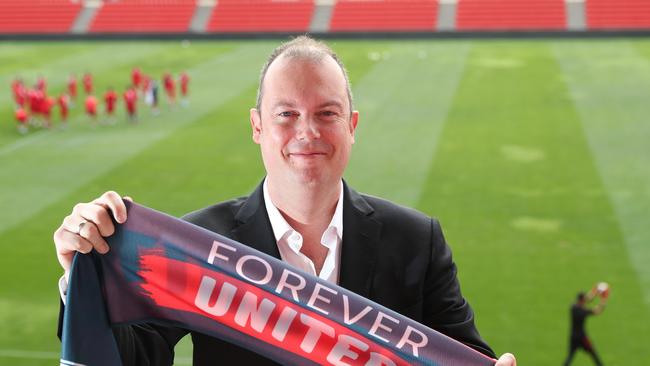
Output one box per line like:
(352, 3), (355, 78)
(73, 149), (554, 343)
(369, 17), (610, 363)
(230, 180), (382, 300)
(230, 183), (282, 260)
(339, 182), (382, 299)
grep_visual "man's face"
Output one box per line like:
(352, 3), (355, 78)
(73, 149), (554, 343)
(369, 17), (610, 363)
(251, 54), (359, 188)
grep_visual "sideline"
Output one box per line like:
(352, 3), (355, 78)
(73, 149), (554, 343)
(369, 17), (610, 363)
(0, 348), (191, 365)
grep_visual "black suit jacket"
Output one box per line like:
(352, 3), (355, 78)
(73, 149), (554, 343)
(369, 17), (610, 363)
(61, 182), (495, 365)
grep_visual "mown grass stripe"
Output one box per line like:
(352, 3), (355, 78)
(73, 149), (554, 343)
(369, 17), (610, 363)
(552, 41), (650, 307)
(346, 41), (471, 207)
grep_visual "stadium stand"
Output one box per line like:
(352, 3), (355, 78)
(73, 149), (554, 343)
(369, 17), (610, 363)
(586, 0), (650, 29)
(329, 0), (438, 32)
(207, 0), (315, 32)
(89, 0), (196, 33)
(456, 0), (567, 30)
(1, 0), (650, 35)
(0, 0), (81, 33)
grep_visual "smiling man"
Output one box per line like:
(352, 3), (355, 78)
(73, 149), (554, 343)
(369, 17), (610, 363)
(54, 36), (516, 366)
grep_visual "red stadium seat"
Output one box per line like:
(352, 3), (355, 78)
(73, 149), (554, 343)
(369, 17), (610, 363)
(89, 0), (196, 33)
(586, 0), (650, 29)
(329, 0), (438, 32)
(0, 0), (81, 33)
(207, 0), (315, 32)
(456, 0), (566, 30)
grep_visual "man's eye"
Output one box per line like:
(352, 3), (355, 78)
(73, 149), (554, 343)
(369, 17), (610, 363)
(320, 111), (337, 117)
(278, 111), (294, 117)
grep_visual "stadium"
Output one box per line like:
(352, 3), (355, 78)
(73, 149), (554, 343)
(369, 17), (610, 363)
(1, 0), (649, 365)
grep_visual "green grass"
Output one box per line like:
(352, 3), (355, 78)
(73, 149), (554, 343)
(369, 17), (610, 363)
(0, 39), (648, 365)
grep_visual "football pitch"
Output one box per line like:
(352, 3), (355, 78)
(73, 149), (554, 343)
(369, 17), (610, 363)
(0, 38), (649, 365)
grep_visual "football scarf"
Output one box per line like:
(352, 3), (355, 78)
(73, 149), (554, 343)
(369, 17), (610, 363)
(60, 202), (496, 366)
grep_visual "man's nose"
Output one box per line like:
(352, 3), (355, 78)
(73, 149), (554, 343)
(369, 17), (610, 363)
(295, 116), (320, 140)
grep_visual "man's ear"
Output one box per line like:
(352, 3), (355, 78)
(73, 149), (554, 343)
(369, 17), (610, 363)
(350, 110), (359, 144)
(250, 108), (262, 144)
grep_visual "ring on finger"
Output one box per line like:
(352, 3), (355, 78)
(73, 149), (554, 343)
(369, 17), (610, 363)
(76, 220), (88, 235)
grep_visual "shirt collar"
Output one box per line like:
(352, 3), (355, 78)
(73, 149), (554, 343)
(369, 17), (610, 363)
(263, 179), (343, 243)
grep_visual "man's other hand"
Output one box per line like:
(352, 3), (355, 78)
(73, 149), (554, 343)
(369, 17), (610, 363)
(53, 191), (131, 280)
(495, 353), (516, 366)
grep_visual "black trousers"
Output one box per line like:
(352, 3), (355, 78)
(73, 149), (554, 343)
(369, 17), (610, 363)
(563, 336), (603, 366)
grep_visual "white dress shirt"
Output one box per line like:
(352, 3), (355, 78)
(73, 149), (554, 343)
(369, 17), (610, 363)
(263, 179), (343, 285)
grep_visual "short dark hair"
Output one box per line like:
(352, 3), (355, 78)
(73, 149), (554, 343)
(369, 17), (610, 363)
(577, 292), (586, 301)
(255, 35), (353, 115)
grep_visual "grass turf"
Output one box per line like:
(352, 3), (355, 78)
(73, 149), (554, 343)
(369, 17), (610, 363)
(0, 39), (648, 365)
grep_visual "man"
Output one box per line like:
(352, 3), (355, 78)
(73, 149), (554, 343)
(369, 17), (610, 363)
(179, 71), (190, 107)
(104, 87), (119, 124)
(163, 72), (176, 105)
(36, 75), (47, 94)
(54, 36), (516, 366)
(83, 72), (93, 95)
(42, 95), (55, 129)
(28, 87), (44, 127)
(131, 67), (143, 89)
(123, 85), (138, 122)
(11, 77), (26, 108)
(563, 288), (607, 366)
(67, 74), (78, 104)
(85, 94), (98, 124)
(58, 93), (70, 128)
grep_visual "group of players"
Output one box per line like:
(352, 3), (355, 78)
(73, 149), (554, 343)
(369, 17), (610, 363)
(10, 67), (190, 134)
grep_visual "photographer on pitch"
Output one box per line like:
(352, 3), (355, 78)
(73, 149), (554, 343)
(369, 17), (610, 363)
(563, 283), (609, 366)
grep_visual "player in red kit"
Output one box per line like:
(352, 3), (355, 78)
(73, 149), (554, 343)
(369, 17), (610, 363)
(15, 107), (29, 134)
(123, 86), (138, 123)
(58, 93), (70, 128)
(104, 88), (118, 124)
(85, 94), (98, 125)
(132, 68), (142, 89)
(67, 75), (78, 105)
(29, 88), (45, 127)
(11, 77), (26, 108)
(83, 72), (93, 95)
(11, 78), (27, 108)
(42, 95), (55, 128)
(179, 72), (190, 107)
(36, 75), (47, 94)
(163, 72), (176, 106)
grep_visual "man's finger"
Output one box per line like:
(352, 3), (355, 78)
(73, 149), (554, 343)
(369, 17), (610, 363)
(54, 228), (95, 271)
(495, 353), (516, 366)
(76, 203), (115, 237)
(95, 191), (128, 224)
(78, 221), (110, 254)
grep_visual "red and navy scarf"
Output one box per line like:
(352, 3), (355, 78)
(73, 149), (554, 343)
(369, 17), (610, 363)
(60, 202), (495, 366)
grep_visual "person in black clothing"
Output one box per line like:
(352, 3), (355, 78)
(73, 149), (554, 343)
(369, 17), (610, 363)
(563, 287), (607, 366)
(53, 36), (518, 366)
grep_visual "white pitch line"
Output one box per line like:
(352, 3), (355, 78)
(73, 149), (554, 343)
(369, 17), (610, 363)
(0, 349), (192, 365)
(0, 129), (54, 156)
(0, 349), (59, 359)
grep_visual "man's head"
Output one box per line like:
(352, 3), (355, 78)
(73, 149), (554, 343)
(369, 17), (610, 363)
(576, 292), (586, 304)
(251, 36), (359, 188)
(255, 36), (354, 115)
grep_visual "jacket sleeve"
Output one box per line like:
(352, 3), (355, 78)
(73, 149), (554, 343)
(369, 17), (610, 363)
(422, 218), (496, 358)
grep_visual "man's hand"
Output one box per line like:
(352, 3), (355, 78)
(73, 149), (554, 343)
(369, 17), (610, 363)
(53, 191), (130, 280)
(495, 353), (516, 366)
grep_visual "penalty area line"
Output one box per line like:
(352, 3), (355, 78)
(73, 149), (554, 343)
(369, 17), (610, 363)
(0, 349), (192, 365)
(0, 349), (59, 359)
